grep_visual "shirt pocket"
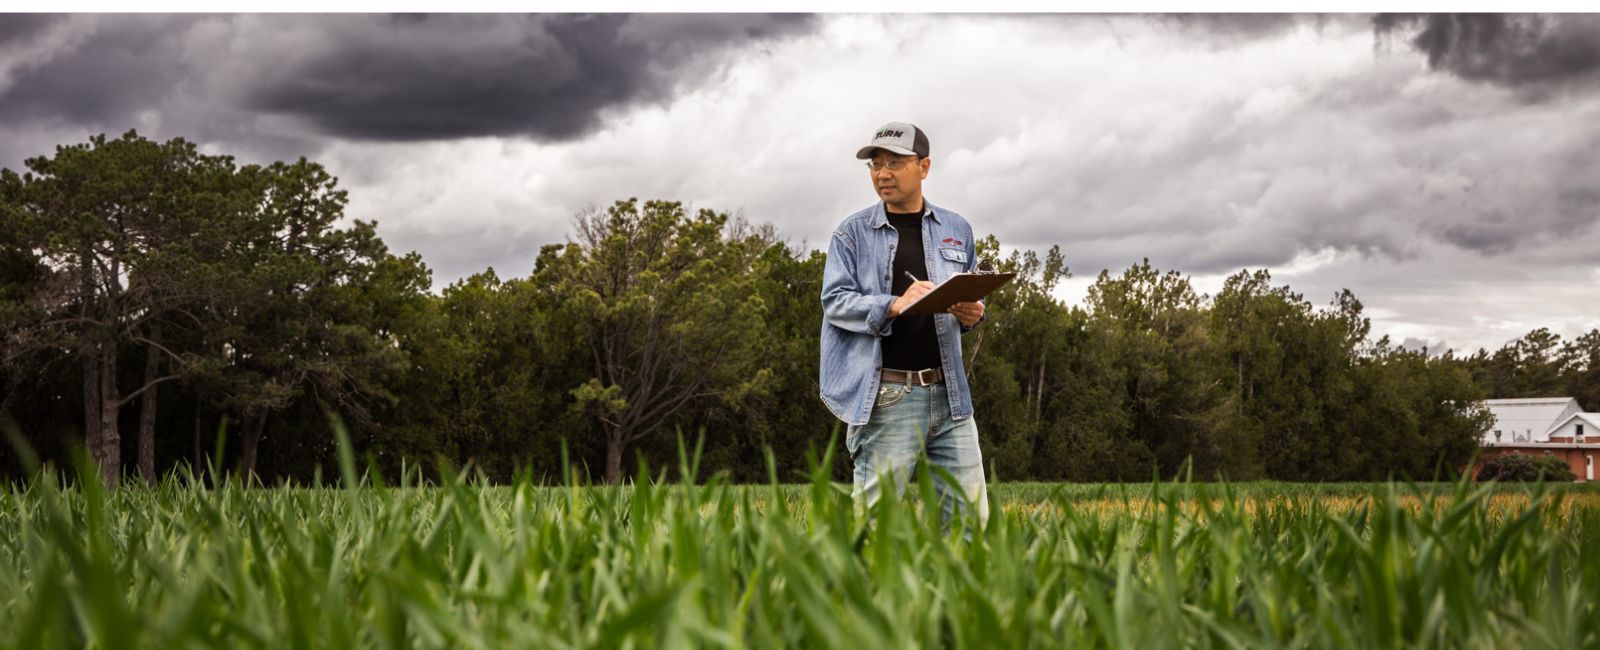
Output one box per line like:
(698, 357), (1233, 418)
(939, 247), (968, 267)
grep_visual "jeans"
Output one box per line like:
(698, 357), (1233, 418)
(845, 381), (990, 529)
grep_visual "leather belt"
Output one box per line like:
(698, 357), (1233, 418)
(881, 367), (943, 386)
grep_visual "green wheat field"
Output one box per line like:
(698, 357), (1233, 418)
(4, 441), (1599, 649)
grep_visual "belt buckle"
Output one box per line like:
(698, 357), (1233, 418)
(913, 368), (934, 386)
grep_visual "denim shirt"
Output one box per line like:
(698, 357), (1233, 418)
(819, 199), (983, 426)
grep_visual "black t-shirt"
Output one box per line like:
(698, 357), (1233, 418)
(881, 208), (942, 372)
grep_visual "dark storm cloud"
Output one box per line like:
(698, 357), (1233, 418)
(239, 14), (815, 142)
(1161, 14), (1313, 41)
(0, 16), (200, 126)
(1374, 14), (1600, 90)
(0, 14), (63, 46)
(0, 14), (817, 168)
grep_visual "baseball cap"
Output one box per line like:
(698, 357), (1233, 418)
(855, 121), (930, 159)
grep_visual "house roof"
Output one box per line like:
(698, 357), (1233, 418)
(1482, 397), (1580, 441)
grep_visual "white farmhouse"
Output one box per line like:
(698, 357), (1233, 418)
(1479, 397), (1598, 481)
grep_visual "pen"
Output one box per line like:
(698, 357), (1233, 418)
(904, 271), (920, 284)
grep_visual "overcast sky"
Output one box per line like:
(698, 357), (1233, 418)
(3, 13), (1598, 354)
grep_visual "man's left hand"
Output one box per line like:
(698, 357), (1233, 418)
(948, 301), (984, 327)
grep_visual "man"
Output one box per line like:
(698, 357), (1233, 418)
(819, 121), (990, 528)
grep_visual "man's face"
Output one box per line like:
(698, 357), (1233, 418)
(868, 150), (930, 207)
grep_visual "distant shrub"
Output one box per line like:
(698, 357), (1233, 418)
(1476, 454), (1577, 482)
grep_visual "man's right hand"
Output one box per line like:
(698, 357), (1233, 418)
(888, 280), (936, 318)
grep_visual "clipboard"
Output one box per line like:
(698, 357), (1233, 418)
(900, 272), (1016, 316)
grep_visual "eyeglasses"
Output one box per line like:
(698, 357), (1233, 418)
(864, 158), (920, 172)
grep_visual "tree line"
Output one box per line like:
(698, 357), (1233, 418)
(2, 133), (1596, 486)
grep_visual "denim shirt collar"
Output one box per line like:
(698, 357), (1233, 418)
(870, 199), (944, 229)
